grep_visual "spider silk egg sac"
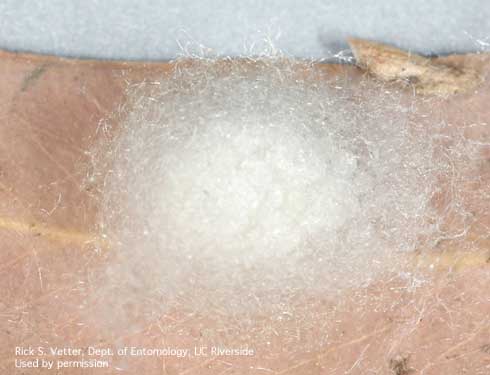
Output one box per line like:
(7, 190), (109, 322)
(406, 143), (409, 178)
(91, 59), (440, 315)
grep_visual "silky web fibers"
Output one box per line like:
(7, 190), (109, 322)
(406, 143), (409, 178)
(87, 58), (463, 329)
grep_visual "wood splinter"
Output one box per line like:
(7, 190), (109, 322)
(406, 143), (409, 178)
(348, 38), (484, 96)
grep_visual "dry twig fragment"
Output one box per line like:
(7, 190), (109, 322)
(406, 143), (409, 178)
(348, 38), (483, 96)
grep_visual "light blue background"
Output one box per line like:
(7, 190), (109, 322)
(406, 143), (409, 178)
(0, 0), (489, 60)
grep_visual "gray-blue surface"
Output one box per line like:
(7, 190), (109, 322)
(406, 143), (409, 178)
(0, 0), (489, 61)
